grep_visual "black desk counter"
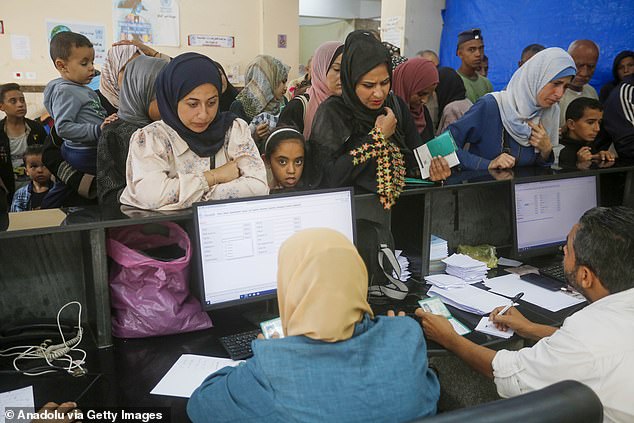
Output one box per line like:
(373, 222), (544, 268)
(0, 161), (632, 349)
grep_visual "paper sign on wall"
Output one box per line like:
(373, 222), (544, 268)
(188, 35), (234, 48)
(382, 16), (403, 49)
(11, 35), (31, 60)
(113, 0), (180, 47)
(46, 21), (106, 65)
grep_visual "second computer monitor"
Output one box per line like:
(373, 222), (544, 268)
(512, 175), (598, 258)
(193, 188), (356, 310)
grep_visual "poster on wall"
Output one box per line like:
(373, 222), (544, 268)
(381, 16), (403, 49)
(46, 21), (107, 64)
(113, 0), (180, 47)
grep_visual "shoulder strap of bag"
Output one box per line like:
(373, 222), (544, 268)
(298, 94), (309, 121)
(368, 243), (409, 300)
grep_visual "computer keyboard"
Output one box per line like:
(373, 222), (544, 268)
(539, 263), (566, 283)
(218, 329), (260, 360)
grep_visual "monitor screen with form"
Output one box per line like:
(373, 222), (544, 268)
(513, 175), (598, 258)
(193, 188), (355, 310)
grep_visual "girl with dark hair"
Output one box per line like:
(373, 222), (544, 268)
(262, 127), (306, 191)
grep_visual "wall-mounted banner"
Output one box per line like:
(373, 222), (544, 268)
(113, 0), (180, 47)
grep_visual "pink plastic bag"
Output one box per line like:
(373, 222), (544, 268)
(107, 222), (212, 338)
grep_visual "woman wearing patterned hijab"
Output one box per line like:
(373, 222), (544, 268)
(448, 47), (576, 170)
(120, 53), (267, 210)
(230, 55), (289, 145)
(187, 228), (440, 422)
(99, 44), (140, 110)
(230, 55), (289, 121)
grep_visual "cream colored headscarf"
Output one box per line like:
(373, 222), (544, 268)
(277, 228), (373, 342)
(99, 44), (139, 108)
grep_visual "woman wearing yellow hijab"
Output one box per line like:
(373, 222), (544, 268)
(188, 228), (439, 422)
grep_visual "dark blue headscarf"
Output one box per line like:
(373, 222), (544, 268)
(155, 52), (236, 157)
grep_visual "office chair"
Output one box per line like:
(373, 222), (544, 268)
(416, 380), (603, 423)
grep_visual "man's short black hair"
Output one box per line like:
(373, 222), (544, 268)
(521, 44), (546, 59)
(49, 31), (93, 62)
(566, 97), (603, 121)
(573, 206), (634, 294)
(24, 144), (45, 159)
(0, 83), (21, 103)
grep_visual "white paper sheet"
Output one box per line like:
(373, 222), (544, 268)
(151, 354), (243, 398)
(0, 386), (34, 423)
(428, 285), (510, 315)
(497, 257), (523, 267)
(475, 316), (514, 339)
(484, 274), (585, 312)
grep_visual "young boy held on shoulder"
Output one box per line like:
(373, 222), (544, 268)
(559, 97), (615, 167)
(43, 31), (117, 178)
(10, 145), (53, 212)
(0, 83), (47, 200)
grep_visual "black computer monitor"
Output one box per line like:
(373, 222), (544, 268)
(512, 175), (598, 259)
(193, 188), (356, 310)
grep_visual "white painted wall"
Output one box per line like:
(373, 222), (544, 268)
(300, 0), (380, 18)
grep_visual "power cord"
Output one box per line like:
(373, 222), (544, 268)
(0, 301), (87, 376)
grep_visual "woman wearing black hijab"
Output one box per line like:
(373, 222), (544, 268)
(120, 53), (268, 211)
(309, 30), (444, 209)
(434, 67), (472, 135)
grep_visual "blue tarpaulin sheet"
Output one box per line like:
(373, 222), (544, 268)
(438, 0), (634, 92)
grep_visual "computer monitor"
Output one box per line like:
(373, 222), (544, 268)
(193, 188), (356, 310)
(512, 175), (598, 259)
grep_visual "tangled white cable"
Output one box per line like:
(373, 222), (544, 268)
(0, 301), (86, 376)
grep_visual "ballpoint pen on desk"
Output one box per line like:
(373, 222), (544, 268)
(497, 292), (524, 316)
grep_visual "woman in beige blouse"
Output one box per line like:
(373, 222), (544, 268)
(120, 53), (268, 210)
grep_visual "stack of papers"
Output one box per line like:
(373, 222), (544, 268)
(424, 274), (467, 289)
(442, 254), (489, 283)
(430, 235), (449, 261)
(484, 274), (585, 312)
(428, 285), (510, 315)
(475, 316), (514, 339)
(393, 250), (411, 282)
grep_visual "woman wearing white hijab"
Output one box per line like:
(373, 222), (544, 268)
(188, 228), (440, 422)
(447, 47), (576, 170)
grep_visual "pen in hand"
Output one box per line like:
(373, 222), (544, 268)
(497, 292), (524, 316)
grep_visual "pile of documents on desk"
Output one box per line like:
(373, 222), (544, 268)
(394, 250), (411, 282)
(424, 273), (509, 315)
(429, 235), (449, 273)
(427, 284), (509, 315)
(442, 253), (489, 283)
